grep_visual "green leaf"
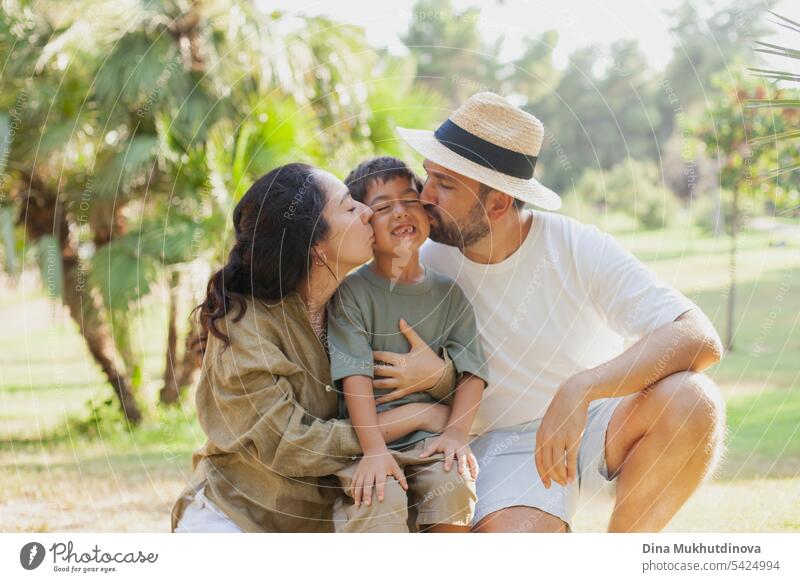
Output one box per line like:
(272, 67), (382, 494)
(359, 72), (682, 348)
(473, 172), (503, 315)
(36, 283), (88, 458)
(94, 32), (182, 110)
(90, 239), (158, 310)
(95, 134), (159, 198)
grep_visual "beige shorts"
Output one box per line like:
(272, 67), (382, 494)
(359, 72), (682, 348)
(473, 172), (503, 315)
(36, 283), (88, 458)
(333, 437), (477, 532)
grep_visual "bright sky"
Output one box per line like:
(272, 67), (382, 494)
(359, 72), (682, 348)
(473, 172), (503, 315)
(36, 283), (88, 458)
(260, 0), (800, 71)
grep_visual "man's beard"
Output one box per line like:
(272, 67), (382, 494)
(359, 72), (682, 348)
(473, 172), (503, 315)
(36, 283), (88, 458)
(426, 202), (489, 250)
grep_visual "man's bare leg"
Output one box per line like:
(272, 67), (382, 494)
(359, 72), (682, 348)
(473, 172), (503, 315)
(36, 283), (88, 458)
(472, 506), (568, 533)
(470, 372), (724, 533)
(604, 371), (726, 532)
(424, 524), (471, 533)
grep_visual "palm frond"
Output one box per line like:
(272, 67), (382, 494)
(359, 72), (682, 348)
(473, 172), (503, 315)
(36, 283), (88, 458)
(754, 40), (800, 59)
(93, 32), (182, 109)
(95, 135), (159, 198)
(745, 99), (800, 108)
(747, 68), (800, 83)
(90, 237), (158, 311)
(750, 129), (800, 145)
(768, 10), (800, 33)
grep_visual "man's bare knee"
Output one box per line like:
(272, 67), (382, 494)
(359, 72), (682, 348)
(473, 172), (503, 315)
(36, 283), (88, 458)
(651, 372), (724, 432)
(649, 372), (726, 475)
(472, 506), (568, 533)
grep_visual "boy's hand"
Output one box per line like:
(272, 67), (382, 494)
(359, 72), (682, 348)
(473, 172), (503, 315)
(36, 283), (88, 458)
(373, 318), (445, 402)
(419, 427), (479, 479)
(349, 449), (408, 508)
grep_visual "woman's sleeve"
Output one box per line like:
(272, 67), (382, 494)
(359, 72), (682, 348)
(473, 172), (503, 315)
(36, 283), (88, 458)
(427, 346), (458, 403)
(197, 337), (362, 478)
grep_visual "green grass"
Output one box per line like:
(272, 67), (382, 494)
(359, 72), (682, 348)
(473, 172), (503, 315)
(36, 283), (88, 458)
(1, 214), (799, 531)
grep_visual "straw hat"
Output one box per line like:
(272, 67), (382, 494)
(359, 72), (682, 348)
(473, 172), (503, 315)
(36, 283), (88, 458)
(397, 92), (561, 210)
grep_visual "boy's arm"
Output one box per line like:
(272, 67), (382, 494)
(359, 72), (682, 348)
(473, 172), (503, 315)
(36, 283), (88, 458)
(443, 373), (484, 437)
(345, 376), (450, 445)
(343, 375), (387, 455)
(342, 375), (408, 507)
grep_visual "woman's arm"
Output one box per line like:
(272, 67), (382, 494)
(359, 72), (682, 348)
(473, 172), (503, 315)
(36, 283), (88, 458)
(376, 402), (450, 442)
(419, 373), (484, 478)
(198, 339), (364, 479)
(442, 373), (484, 436)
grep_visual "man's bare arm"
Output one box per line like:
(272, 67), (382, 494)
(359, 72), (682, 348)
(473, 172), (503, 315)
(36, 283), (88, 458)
(574, 307), (723, 402)
(535, 308), (723, 488)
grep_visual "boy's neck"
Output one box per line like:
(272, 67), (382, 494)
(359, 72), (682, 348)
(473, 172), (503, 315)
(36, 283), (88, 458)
(370, 250), (426, 284)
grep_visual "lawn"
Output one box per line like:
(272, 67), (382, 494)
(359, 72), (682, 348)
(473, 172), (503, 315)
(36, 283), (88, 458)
(1, 215), (798, 532)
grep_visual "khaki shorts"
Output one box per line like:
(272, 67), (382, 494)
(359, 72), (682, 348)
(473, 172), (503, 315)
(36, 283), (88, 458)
(333, 437), (477, 532)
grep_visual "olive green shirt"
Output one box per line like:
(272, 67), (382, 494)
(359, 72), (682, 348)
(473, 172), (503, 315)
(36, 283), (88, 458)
(327, 264), (488, 450)
(170, 291), (458, 533)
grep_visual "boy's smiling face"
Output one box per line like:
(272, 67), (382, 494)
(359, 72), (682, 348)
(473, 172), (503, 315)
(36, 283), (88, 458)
(364, 176), (430, 257)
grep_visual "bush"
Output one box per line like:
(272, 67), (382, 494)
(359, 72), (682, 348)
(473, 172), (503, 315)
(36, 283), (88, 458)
(575, 159), (681, 230)
(690, 190), (757, 236)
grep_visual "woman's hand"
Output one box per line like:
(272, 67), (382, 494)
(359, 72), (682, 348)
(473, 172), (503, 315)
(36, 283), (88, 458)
(349, 448), (408, 508)
(420, 403), (451, 433)
(373, 318), (446, 404)
(419, 427), (479, 479)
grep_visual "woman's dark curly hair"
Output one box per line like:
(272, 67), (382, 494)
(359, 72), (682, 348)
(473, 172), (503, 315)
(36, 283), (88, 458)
(194, 163), (330, 352)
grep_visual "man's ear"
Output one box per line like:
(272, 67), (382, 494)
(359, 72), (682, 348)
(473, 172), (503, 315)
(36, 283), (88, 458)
(485, 190), (516, 219)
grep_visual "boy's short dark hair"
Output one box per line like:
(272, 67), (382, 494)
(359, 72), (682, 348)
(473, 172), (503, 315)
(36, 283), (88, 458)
(344, 156), (424, 204)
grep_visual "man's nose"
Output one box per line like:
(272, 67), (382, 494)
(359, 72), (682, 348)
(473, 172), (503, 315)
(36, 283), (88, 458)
(359, 201), (373, 222)
(420, 181), (436, 205)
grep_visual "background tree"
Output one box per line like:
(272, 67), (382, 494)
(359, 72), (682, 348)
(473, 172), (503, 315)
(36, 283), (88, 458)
(746, 11), (800, 215)
(0, 0), (445, 422)
(688, 69), (793, 351)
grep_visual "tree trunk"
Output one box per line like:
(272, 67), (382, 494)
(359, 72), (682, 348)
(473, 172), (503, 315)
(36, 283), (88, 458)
(712, 187), (724, 237)
(160, 271), (181, 404)
(62, 255), (143, 424)
(160, 271), (202, 405)
(21, 179), (142, 424)
(176, 319), (202, 388)
(725, 188), (739, 352)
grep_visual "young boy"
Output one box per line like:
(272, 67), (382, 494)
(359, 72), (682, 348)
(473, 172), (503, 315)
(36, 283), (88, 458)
(327, 156), (488, 533)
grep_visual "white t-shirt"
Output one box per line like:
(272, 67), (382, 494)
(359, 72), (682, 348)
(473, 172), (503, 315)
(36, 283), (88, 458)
(420, 210), (696, 436)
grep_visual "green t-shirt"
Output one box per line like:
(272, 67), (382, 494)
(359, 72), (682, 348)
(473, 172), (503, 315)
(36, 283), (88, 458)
(326, 262), (488, 451)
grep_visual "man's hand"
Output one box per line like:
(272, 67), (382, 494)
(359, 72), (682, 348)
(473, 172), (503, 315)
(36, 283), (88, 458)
(373, 318), (446, 404)
(349, 448), (408, 508)
(419, 427), (479, 479)
(534, 379), (592, 488)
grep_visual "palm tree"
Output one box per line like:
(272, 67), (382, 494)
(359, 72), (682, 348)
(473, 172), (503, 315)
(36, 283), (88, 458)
(2, 0), (447, 421)
(746, 11), (800, 194)
(0, 1), (146, 422)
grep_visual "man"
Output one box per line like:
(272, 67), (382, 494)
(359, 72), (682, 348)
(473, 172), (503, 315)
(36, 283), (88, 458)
(382, 92), (725, 533)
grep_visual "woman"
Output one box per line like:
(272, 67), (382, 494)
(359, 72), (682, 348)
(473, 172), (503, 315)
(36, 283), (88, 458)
(171, 163), (458, 532)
